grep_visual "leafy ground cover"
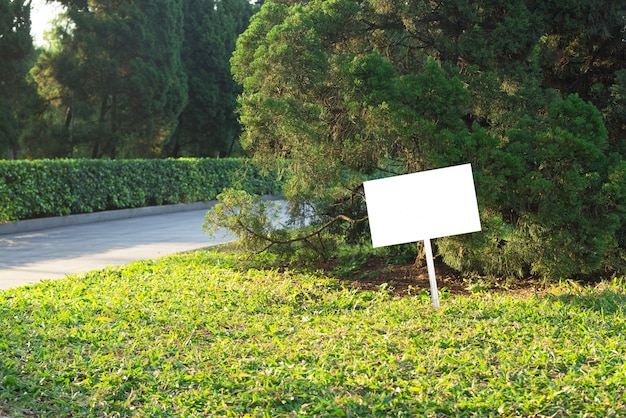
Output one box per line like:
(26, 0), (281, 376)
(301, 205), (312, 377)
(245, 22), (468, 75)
(0, 249), (625, 417)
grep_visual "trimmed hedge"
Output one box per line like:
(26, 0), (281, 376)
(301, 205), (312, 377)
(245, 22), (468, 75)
(0, 158), (283, 222)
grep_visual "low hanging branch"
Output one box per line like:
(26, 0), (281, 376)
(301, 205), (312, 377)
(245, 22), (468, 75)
(251, 214), (369, 255)
(203, 188), (369, 258)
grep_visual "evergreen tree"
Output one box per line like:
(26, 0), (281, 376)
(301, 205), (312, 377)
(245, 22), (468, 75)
(231, 0), (626, 279)
(0, 0), (33, 159)
(31, 0), (188, 158)
(164, 0), (255, 157)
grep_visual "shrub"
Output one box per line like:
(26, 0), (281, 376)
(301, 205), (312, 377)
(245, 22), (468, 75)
(0, 158), (283, 222)
(438, 95), (626, 279)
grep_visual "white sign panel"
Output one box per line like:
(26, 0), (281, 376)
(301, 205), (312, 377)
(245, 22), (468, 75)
(363, 163), (481, 248)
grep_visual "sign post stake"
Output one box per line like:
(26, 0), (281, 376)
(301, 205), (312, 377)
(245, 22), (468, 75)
(423, 238), (440, 308)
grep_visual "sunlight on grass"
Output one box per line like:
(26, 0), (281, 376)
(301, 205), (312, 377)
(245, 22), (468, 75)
(1, 250), (625, 416)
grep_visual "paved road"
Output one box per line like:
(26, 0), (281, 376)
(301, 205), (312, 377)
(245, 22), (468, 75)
(0, 203), (233, 290)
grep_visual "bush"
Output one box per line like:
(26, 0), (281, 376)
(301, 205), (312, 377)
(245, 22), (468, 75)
(0, 158), (283, 222)
(438, 95), (626, 279)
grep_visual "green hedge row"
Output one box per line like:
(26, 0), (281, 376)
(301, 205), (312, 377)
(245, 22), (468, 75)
(0, 158), (283, 222)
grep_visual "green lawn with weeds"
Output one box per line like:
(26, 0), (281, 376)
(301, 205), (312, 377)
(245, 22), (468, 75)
(1, 249), (625, 417)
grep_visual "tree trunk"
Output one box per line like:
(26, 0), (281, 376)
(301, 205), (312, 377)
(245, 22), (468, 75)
(92, 95), (109, 158)
(415, 241), (426, 268)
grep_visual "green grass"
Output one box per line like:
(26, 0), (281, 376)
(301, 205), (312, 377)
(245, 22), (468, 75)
(1, 250), (625, 417)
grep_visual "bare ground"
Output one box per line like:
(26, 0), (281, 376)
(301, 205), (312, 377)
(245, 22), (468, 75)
(321, 255), (557, 298)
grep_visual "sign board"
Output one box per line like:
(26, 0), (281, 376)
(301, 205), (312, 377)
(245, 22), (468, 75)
(363, 163), (481, 248)
(363, 163), (481, 308)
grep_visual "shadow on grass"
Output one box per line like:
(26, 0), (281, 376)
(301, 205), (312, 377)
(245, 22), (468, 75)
(546, 284), (626, 316)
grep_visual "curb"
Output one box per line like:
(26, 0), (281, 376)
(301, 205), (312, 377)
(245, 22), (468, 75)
(0, 202), (217, 235)
(0, 195), (284, 236)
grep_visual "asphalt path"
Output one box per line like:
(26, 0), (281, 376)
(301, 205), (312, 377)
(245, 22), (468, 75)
(0, 203), (234, 290)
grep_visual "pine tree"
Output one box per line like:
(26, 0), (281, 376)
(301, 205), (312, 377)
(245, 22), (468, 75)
(31, 0), (188, 158)
(164, 0), (255, 157)
(0, 0), (33, 158)
(231, 0), (626, 279)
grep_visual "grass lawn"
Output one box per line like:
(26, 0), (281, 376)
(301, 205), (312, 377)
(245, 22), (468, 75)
(0, 249), (625, 417)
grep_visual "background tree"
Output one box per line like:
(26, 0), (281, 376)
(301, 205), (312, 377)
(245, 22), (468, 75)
(30, 0), (188, 158)
(164, 0), (255, 157)
(0, 0), (34, 159)
(231, 0), (626, 279)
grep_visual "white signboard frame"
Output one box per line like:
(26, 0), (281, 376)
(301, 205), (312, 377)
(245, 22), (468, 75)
(363, 163), (481, 307)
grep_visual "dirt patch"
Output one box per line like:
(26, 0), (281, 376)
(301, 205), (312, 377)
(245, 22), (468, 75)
(319, 255), (552, 298)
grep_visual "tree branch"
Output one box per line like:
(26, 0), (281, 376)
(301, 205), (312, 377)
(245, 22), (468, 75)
(251, 214), (369, 254)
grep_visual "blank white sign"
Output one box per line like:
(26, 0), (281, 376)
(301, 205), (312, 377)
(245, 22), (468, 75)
(363, 163), (481, 247)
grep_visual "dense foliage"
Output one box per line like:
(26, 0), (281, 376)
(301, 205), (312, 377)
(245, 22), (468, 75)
(231, 0), (626, 279)
(1, 0), (254, 159)
(28, 0), (188, 158)
(0, 0), (34, 159)
(0, 158), (282, 222)
(165, 0), (255, 157)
